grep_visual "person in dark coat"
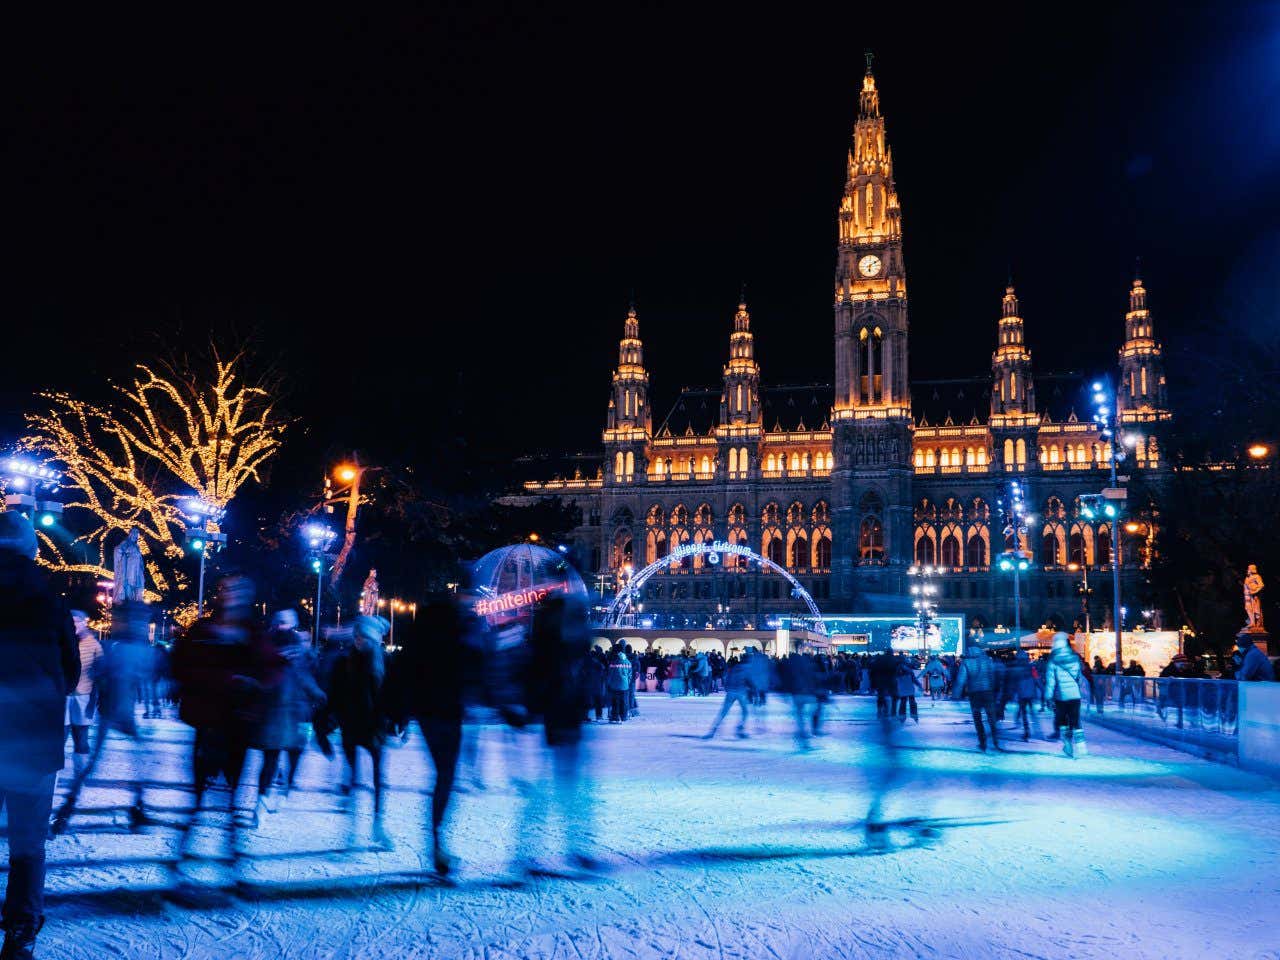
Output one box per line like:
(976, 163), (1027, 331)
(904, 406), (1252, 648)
(513, 595), (597, 875)
(0, 512), (78, 959)
(385, 596), (472, 876)
(869, 650), (897, 717)
(893, 653), (922, 723)
(1004, 650), (1040, 741)
(329, 614), (391, 848)
(1235, 634), (1276, 682)
(170, 574), (258, 882)
(249, 609), (323, 825)
(953, 647), (999, 751)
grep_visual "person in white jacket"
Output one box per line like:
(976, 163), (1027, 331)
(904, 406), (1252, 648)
(1042, 633), (1088, 758)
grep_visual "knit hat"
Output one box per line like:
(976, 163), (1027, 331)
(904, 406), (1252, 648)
(0, 511), (38, 559)
(1050, 631), (1071, 651)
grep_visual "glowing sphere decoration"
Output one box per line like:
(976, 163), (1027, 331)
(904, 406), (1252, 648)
(469, 543), (587, 624)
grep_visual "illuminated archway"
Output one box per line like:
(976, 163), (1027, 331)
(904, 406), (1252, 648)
(602, 539), (828, 634)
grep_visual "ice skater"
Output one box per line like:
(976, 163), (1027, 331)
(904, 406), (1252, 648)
(702, 653), (751, 739)
(953, 646), (1000, 752)
(1043, 633), (1088, 758)
(329, 615), (392, 848)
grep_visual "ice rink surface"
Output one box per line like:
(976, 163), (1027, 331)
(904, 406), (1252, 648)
(21, 693), (1280, 959)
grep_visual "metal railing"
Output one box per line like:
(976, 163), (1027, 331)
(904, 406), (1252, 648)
(1083, 676), (1238, 756)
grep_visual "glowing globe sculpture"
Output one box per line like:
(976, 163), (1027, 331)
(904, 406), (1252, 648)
(468, 543), (587, 625)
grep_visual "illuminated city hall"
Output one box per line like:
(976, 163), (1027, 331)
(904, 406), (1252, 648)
(520, 61), (1172, 636)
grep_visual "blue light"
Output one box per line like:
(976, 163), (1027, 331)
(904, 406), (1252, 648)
(1104, 504), (1117, 518)
(1092, 381), (1103, 392)
(38, 513), (55, 528)
(311, 559), (322, 572)
(999, 558), (1013, 571)
(557, 544), (568, 554)
(190, 539), (205, 552)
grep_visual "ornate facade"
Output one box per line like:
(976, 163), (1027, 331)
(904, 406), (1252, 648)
(520, 61), (1172, 635)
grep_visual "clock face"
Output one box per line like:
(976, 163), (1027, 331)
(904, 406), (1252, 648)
(858, 254), (882, 277)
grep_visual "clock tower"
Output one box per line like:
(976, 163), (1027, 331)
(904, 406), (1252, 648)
(831, 54), (913, 608)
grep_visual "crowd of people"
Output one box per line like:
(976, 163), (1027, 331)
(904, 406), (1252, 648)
(0, 503), (1275, 959)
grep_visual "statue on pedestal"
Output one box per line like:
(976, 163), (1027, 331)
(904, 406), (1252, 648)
(1243, 564), (1265, 631)
(360, 568), (380, 616)
(111, 528), (147, 605)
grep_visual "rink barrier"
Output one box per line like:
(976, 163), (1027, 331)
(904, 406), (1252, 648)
(1082, 676), (1239, 764)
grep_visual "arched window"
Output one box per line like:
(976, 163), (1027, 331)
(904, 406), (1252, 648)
(612, 529), (633, 570)
(915, 449), (925, 468)
(941, 531), (961, 568)
(858, 491), (885, 562)
(614, 451), (624, 478)
(728, 448), (739, 473)
(764, 530), (784, 567)
(740, 447), (751, 471)
(915, 535), (935, 565)
(801, 452), (810, 470)
(860, 518), (884, 561)
(762, 502), (780, 526)
(915, 498), (937, 522)
(789, 452), (800, 471)
(694, 503), (713, 527)
(1016, 438), (1027, 465)
(1065, 444), (1076, 463)
(1042, 528), (1060, 566)
(1096, 525), (1112, 565)
(1069, 528), (1085, 566)
(766, 453), (777, 472)
(966, 533), (987, 569)
(1003, 438), (1014, 465)
(814, 532), (832, 570)
(925, 448), (936, 467)
(789, 531), (809, 570)
(1147, 436), (1159, 465)
(786, 501), (805, 526)
(625, 451), (635, 477)
(1045, 496), (1065, 520)
(653, 458), (665, 476)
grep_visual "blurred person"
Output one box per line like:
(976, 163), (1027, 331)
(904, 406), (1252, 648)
(63, 611), (102, 781)
(702, 650), (751, 740)
(1005, 649), (1040, 741)
(0, 512), (78, 959)
(605, 647), (631, 721)
(953, 646), (999, 752)
(513, 596), (597, 877)
(780, 652), (818, 750)
(170, 574), (258, 888)
(584, 647), (607, 721)
(52, 596), (152, 834)
(626, 644), (641, 717)
(249, 610), (323, 826)
(924, 654), (947, 701)
(1235, 633), (1275, 682)
(870, 649), (896, 718)
(1157, 653), (1189, 728)
(387, 596), (473, 877)
(329, 615), (391, 848)
(1043, 633), (1088, 758)
(894, 653), (921, 723)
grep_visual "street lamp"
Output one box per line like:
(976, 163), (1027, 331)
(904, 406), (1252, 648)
(303, 522), (337, 644)
(996, 480), (1033, 643)
(1247, 443), (1270, 461)
(1091, 379), (1126, 676)
(1067, 562), (1092, 633)
(907, 564), (941, 656)
(181, 497), (227, 618)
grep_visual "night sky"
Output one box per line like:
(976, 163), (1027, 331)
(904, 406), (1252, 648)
(6, 5), (1279, 492)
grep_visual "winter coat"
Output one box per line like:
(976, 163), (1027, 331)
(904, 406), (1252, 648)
(869, 652), (897, 693)
(525, 596), (591, 744)
(250, 628), (322, 751)
(606, 656), (633, 692)
(1004, 653), (1039, 700)
(172, 617), (255, 732)
(1237, 645), (1276, 682)
(73, 628), (103, 697)
(781, 654), (817, 696)
(953, 651), (996, 698)
(0, 552), (79, 785)
(724, 658), (749, 691)
(895, 659), (922, 697)
(329, 640), (386, 747)
(1043, 647), (1087, 702)
(924, 657), (947, 681)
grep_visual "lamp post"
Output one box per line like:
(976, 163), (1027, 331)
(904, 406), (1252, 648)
(907, 564), (940, 656)
(181, 497), (227, 618)
(997, 480), (1033, 644)
(1091, 379), (1126, 676)
(1067, 562), (1092, 633)
(304, 522), (337, 644)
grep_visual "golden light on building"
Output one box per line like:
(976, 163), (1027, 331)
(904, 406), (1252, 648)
(528, 532), (540, 542)
(1247, 443), (1270, 460)
(1124, 521), (1142, 534)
